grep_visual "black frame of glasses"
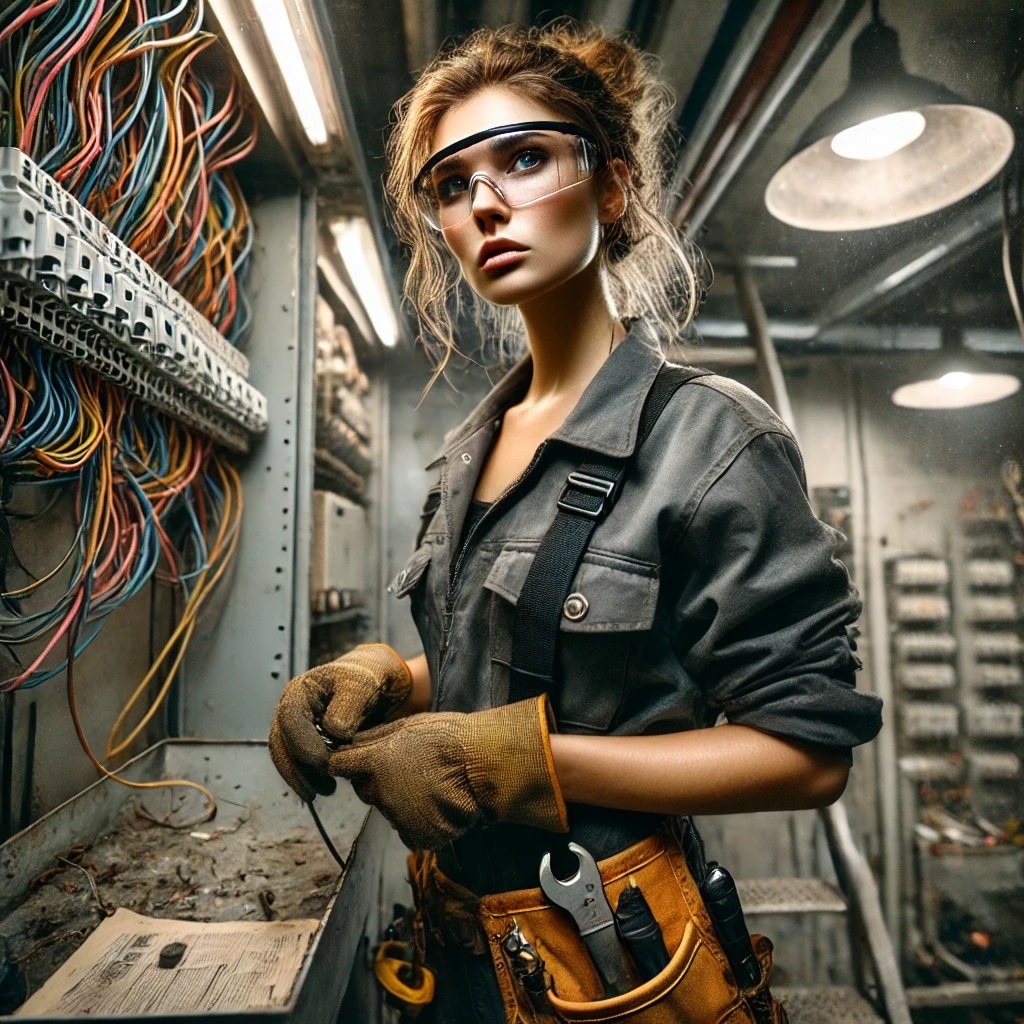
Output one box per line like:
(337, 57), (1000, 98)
(413, 120), (599, 194)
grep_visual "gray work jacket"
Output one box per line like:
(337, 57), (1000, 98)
(392, 320), (882, 891)
(394, 319), (881, 748)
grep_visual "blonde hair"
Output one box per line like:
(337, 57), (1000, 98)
(385, 20), (711, 383)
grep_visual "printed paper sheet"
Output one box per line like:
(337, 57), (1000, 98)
(17, 908), (319, 1017)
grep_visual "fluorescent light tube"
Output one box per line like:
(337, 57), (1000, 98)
(250, 0), (328, 146)
(331, 217), (399, 348)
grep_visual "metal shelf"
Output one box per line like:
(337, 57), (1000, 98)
(311, 607), (367, 628)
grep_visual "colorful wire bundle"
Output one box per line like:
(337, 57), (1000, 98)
(0, 0), (257, 344)
(0, 327), (242, 815)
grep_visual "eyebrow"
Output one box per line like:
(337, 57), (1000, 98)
(431, 153), (469, 178)
(430, 132), (550, 178)
(487, 131), (549, 155)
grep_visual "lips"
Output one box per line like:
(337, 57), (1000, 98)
(478, 240), (527, 270)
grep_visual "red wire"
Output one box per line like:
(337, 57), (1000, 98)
(21, 0), (105, 153)
(0, 0), (61, 49)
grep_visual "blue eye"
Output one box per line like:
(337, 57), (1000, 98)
(511, 150), (544, 173)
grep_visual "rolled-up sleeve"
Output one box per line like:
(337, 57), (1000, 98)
(670, 430), (882, 758)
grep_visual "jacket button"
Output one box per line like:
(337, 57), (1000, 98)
(563, 592), (589, 621)
(461, 452), (472, 463)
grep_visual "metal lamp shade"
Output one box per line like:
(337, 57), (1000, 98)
(765, 21), (1015, 231)
(891, 372), (1021, 409)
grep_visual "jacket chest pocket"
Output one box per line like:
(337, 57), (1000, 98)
(390, 543), (433, 598)
(390, 542), (436, 640)
(484, 545), (660, 732)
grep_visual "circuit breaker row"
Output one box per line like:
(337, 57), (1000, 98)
(1, 281), (254, 451)
(0, 149), (267, 444)
(892, 552), (1022, 781)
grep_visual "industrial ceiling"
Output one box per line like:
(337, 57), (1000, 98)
(320, 0), (1024, 350)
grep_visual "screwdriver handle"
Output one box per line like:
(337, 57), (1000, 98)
(699, 863), (762, 991)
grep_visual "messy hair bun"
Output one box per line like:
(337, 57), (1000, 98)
(385, 20), (711, 380)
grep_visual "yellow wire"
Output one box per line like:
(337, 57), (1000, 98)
(105, 458), (243, 758)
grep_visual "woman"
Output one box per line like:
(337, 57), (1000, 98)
(270, 21), (882, 1023)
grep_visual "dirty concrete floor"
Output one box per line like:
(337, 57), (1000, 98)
(0, 801), (343, 999)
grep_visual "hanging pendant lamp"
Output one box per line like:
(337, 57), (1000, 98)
(892, 371), (1021, 409)
(765, 8), (1014, 232)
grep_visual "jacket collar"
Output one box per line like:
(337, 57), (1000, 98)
(427, 319), (666, 465)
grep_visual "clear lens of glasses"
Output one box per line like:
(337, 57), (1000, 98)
(414, 129), (598, 230)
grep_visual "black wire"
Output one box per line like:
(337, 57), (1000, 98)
(871, 0), (881, 24)
(307, 799), (347, 870)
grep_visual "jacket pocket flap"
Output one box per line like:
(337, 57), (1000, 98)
(389, 545), (432, 598)
(483, 545), (659, 633)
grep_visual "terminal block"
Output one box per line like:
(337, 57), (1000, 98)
(971, 663), (1023, 688)
(965, 558), (1016, 588)
(0, 149), (267, 451)
(966, 703), (1023, 739)
(901, 703), (959, 739)
(893, 594), (951, 623)
(898, 755), (961, 782)
(898, 663), (957, 690)
(894, 632), (958, 659)
(972, 632), (1023, 659)
(969, 752), (1021, 780)
(893, 558), (950, 587)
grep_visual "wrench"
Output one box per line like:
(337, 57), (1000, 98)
(539, 843), (632, 996)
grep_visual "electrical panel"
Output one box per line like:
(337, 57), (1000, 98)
(890, 479), (1024, 984)
(309, 294), (374, 650)
(0, 149), (267, 452)
(313, 296), (370, 502)
(310, 490), (368, 614)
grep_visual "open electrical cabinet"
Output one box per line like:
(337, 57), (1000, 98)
(0, 0), (408, 1015)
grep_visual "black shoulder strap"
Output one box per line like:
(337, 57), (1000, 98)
(508, 364), (711, 706)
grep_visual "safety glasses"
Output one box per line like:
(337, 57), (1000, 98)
(413, 121), (599, 231)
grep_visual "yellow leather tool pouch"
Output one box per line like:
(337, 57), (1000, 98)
(420, 832), (787, 1024)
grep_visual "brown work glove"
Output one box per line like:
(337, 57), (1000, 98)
(328, 695), (568, 850)
(269, 643), (412, 802)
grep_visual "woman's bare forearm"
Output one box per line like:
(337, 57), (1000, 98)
(549, 724), (849, 815)
(392, 652), (433, 716)
(391, 658), (847, 813)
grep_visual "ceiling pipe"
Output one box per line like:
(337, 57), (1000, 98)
(673, 0), (865, 235)
(812, 189), (1004, 334)
(674, 0), (818, 229)
(735, 265), (799, 436)
(666, 344), (759, 367)
(669, 0), (788, 209)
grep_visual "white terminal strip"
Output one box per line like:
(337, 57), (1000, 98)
(0, 148), (268, 452)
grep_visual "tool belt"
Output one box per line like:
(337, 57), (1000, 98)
(411, 827), (788, 1024)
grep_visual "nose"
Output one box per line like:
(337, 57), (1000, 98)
(468, 174), (510, 226)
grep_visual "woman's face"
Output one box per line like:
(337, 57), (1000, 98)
(427, 87), (621, 307)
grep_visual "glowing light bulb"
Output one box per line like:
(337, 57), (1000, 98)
(939, 371), (973, 390)
(831, 110), (926, 161)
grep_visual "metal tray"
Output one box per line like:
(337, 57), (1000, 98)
(0, 739), (389, 1023)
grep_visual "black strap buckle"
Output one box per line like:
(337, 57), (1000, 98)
(556, 470), (617, 519)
